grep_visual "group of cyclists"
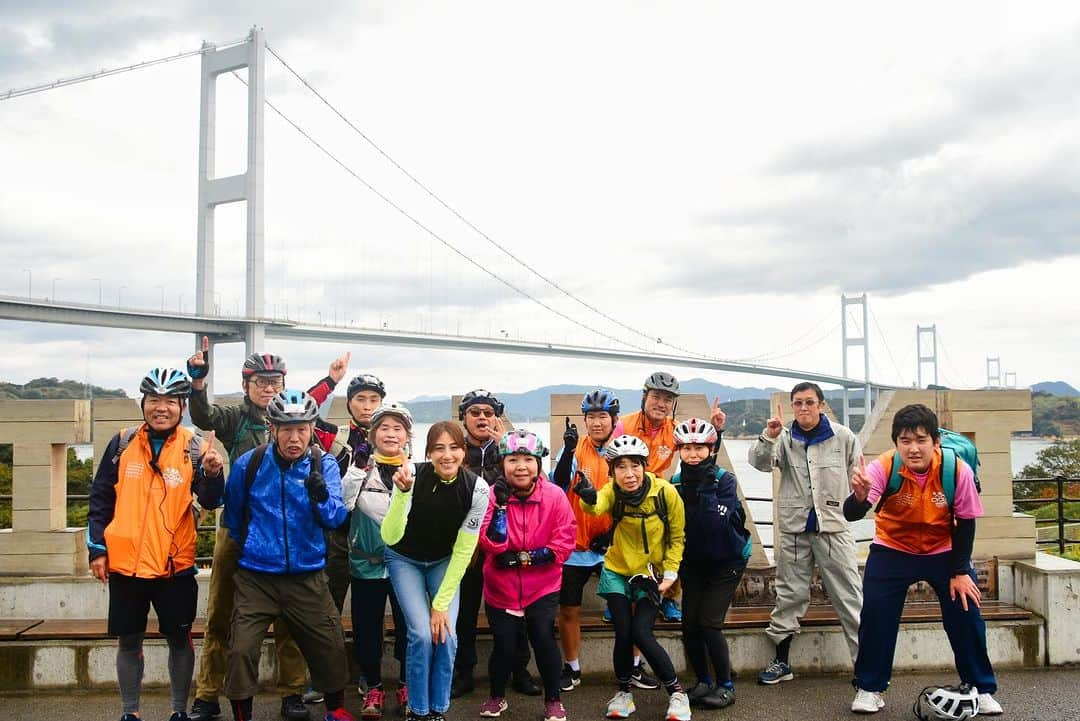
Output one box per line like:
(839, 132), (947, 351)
(87, 343), (1004, 721)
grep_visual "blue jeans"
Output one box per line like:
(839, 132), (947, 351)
(385, 548), (460, 715)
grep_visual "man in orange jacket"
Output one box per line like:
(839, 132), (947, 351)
(88, 368), (225, 721)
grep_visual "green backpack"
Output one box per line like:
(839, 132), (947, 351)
(874, 428), (980, 513)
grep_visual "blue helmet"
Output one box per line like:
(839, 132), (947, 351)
(581, 389), (620, 416)
(266, 389), (320, 425)
(140, 367), (191, 398)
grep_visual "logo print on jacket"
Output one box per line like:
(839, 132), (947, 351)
(931, 490), (948, 508)
(162, 467), (184, 489)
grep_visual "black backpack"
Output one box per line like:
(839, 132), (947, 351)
(612, 484), (671, 556)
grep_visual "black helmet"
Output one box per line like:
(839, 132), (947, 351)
(140, 367), (191, 398)
(266, 389), (319, 425)
(243, 353), (287, 378)
(347, 374), (386, 402)
(643, 371), (680, 396)
(458, 389), (505, 420)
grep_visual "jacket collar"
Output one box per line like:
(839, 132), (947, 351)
(790, 413), (835, 447)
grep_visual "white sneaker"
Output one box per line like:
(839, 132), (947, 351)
(851, 688), (885, 714)
(665, 691), (692, 721)
(978, 692), (1003, 715)
(606, 691), (636, 719)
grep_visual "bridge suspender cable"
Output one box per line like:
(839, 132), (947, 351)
(0, 38), (249, 101)
(228, 71), (652, 354)
(264, 44), (726, 363)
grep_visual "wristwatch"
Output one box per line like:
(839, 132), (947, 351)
(517, 551), (531, 567)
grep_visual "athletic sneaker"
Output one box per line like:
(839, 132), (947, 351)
(189, 698), (221, 721)
(427, 713), (447, 721)
(282, 694), (311, 720)
(850, 688), (885, 714)
(700, 686), (735, 710)
(757, 659), (793, 685)
(560, 664), (581, 692)
(396, 685), (409, 712)
(544, 700), (567, 721)
(977, 692), (1003, 715)
(479, 697), (508, 718)
(304, 689), (326, 704)
(120, 715), (139, 721)
(660, 598), (683, 622)
(361, 688), (385, 720)
(602, 607), (613, 623)
(606, 691), (636, 719)
(665, 691), (692, 721)
(169, 714), (192, 721)
(685, 682), (712, 706)
(324, 710), (358, 721)
(630, 665), (659, 690)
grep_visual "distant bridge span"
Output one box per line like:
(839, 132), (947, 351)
(0, 296), (894, 389)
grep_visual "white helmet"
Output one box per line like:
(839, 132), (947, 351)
(604, 435), (650, 463)
(370, 401), (413, 431)
(914, 685), (980, 721)
(673, 418), (718, 447)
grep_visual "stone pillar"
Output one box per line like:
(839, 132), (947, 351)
(0, 400), (91, 575)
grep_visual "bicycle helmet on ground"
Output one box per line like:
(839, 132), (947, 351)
(913, 684), (980, 721)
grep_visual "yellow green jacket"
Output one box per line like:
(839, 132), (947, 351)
(582, 472), (685, 580)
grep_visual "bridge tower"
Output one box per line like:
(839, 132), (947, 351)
(986, 355), (1002, 388)
(917, 324), (938, 388)
(840, 294), (872, 427)
(196, 27), (266, 372)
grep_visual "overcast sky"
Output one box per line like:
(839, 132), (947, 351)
(2, 1), (1079, 402)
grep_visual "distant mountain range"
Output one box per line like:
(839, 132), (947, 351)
(1031, 381), (1079, 397)
(404, 379), (784, 421)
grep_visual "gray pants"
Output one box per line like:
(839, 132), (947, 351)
(226, 568), (350, 700)
(767, 530), (862, 663)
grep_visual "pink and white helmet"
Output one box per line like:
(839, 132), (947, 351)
(498, 429), (548, 459)
(673, 418), (718, 447)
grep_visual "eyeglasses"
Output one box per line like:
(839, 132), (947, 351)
(791, 399), (819, 408)
(467, 408), (496, 418)
(252, 376), (285, 389)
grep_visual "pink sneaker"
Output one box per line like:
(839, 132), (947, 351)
(326, 708), (359, 721)
(479, 697), (508, 717)
(361, 688), (385, 720)
(396, 685), (408, 713)
(544, 699), (567, 721)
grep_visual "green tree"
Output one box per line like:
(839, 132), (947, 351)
(1018, 439), (1080, 479)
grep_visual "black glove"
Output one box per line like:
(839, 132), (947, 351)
(493, 478), (512, 507)
(573, 470), (597, 505)
(494, 550), (520, 568)
(588, 529), (613, 555)
(186, 357), (209, 380)
(563, 417), (579, 451)
(629, 573), (662, 609)
(305, 460), (329, 504)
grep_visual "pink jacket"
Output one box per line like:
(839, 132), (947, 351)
(479, 477), (577, 611)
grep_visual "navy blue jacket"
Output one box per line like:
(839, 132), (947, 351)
(673, 463), (752, 569)
(224, 444), (346, 575)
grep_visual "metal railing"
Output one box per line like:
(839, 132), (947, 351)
(1012, 476), (1080, 555)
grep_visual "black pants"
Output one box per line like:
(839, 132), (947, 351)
(350, 577), (407, 686)
(680, 563), (742, 684)
(603, 593), (676, 687)
(486, 593), (562, 701)
(455, 561), (531, 676)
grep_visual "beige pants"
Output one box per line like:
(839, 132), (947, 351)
(766, 529), (862, 663)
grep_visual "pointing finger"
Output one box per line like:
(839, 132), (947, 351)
(201, 336), (209, 352)
(777, 403), (784, 423)
(860, 455), (866, 472)
(206, 430), (216, 449)
(343, 351), (351, 365)
(713, 396), (720, 411)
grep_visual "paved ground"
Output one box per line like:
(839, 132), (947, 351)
(2, 667), (1078, 721)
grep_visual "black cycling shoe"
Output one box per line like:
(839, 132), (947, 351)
(449, 672), (475, 699)
(281, 694), (311, 720)
(512, 669), (542, 696)
(189, 698), (222, 721)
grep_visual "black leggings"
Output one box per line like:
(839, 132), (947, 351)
(485, 593), (562, 701)
(680, 564), (742, 684)
(603, 593), (676, 687)
(350, 577), (407, 686)
(456, 562), (531, 676)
